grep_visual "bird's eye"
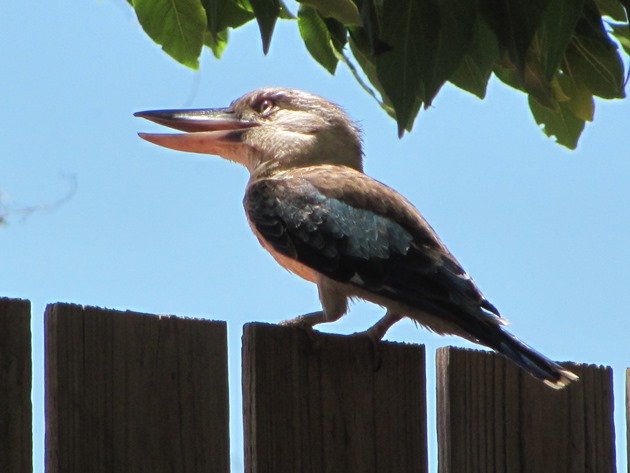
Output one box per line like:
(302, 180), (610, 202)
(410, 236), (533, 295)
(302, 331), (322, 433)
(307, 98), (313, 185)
(256, 98), (275, 116)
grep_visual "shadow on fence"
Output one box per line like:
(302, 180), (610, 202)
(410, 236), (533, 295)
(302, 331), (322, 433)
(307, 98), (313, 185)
(0, 297), (627, 472)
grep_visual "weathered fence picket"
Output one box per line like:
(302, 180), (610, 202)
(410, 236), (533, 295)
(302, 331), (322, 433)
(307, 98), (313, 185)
(242, 322), (427, 473)
(437, 347), (616, 473)
(0, 298), (32, 473)
(44, 303), (229, 473)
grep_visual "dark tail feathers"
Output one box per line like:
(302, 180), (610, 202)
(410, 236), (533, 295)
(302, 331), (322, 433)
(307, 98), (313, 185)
(486, 327), (578, 389)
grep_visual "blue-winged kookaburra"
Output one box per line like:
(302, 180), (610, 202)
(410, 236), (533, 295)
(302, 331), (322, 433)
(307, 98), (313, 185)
(135, 87), (577, 389)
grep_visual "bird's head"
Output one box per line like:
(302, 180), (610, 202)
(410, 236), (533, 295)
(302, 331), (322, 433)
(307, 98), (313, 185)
(135, 88), (363, 176)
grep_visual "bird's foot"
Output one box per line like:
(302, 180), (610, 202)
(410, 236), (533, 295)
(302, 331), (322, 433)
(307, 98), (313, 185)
(279, 310), (325, 328)
(279, 311), (325, 351)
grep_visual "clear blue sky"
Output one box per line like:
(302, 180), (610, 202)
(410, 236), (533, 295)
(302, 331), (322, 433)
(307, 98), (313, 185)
(2, 1), (628, 471)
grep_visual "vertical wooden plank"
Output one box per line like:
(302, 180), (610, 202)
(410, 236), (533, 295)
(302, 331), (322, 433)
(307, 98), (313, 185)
(242, 322), (427, 473)
(0, 298), (32, 473)
(45, 303), (229, 473)
(437, 347), (615, 473)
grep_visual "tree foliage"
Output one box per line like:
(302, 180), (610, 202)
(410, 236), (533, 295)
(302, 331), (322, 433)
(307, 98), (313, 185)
(129, 0), (629, 149)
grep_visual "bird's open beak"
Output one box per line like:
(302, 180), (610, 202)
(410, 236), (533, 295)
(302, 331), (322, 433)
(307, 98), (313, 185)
(134, 107), (259, 155)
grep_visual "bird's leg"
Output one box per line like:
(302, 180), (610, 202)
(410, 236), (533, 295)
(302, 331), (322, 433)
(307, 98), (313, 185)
(280, 280), (347, 329)
(279, 310), (327, 328)
(363, 311), (404, 341)
(280, 283), (348, 349)
(279, 311), (326, 349)
(354, 311), (403, 371)
(280, 278), (348, 347)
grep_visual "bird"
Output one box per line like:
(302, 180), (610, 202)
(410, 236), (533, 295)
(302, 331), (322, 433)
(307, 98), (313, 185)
(135, 87), (578, 389)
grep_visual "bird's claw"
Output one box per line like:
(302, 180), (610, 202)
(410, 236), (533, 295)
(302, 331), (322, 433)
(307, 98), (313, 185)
(279, 312), (323, 352)
(279, 315), (312, 328)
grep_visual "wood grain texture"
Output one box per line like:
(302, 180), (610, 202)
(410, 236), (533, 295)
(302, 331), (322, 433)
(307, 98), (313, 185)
(45, 303), (228, 473)
(437, 347), (615, 473)
(0, 298), (32, 473)
(243, 322), (427, 473)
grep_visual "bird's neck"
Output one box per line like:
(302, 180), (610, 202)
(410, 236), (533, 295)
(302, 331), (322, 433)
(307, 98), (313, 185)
(247, 142), (363, 180)
(249, 153), (364, 180)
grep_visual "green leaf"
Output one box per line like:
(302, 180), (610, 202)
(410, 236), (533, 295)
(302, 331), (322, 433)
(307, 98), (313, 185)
(449, 17), (500, 99)
(298, 0), (361, 25)
(376, 0), (438, 136)
(565, 0), (626, 99)
(495, 55), (558, 110)
(492, 24), (561, 109)
(480, 0), (550, 75)
(538, 0), (585, 79)
(279, 1), (296, 19)
(611, 23), (630, 56)
(494, 58), (524, 91)
(355, 0), (392, 56)
(202, 0), (223, 35)
(133, 0), (207, 69)
(298, 6), (338, 74)
(556, 74), (595, 121)
(550, 76), (571, 102)
(204, 29), (229, 58)
(201, 0), (254, 59)
(249, 0), (281, 54)
(595, 0), (628, 21)
(348, 29), (395, 117)
(522, 44), (557, 109)
(323, 17), (348, 53)
(529, 95), (585, 149)
(423, 0), (477, 105)
(202, 0), (254, 35)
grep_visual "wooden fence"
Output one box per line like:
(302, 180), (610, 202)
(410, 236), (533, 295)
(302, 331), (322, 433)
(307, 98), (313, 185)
(0, 297), (627, 472)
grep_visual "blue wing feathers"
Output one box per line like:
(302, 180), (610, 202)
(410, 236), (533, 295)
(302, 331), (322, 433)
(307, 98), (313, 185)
(245, 176), (500, 321)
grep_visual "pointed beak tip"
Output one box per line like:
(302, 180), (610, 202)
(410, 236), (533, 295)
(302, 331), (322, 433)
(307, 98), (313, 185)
(136, 133), (150, 145)
(134, 111), (152, 120)
(137, 132), (161, 145)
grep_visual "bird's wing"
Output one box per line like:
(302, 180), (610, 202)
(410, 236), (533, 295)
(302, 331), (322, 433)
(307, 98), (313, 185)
(244, 166), (500, 327)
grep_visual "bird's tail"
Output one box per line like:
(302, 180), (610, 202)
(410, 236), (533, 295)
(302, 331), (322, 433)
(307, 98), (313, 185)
(479, 326), (578, 389)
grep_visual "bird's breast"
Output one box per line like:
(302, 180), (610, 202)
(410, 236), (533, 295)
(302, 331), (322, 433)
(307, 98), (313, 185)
(246, 216), (320, 283)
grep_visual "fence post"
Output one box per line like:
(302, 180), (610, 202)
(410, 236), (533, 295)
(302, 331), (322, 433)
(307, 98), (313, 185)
(0, 298), (32, 473)
(437, 347), (615, 473)
(242, 322), (427, 473)
(45, 303), (229, 473)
